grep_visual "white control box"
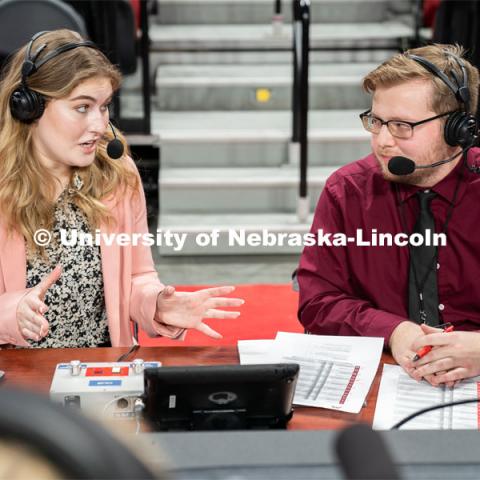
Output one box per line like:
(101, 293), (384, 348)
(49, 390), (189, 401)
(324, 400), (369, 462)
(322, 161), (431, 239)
(49, 360), (161, 418)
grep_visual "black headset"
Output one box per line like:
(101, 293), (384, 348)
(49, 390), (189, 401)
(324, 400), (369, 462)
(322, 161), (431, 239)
(9, 31), (98, 123)
(9, 30), (124, 159)
(407, 51), (478, 149)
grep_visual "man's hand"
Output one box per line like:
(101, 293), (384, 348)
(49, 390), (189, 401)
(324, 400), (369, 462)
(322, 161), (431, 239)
(389, 321), (424, 379)
(16, 265), (62, 341)
(407, 324), (480, 387)
(154, 285), (244, 338)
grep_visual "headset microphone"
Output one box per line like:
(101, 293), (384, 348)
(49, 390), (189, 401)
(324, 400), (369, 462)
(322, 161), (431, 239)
(388, 149), (464, 176)
(388, 156), (416, 176)
(106, 122), (124, 160)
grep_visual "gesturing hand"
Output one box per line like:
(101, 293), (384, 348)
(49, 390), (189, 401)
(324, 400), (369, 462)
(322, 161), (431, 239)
(154, 285), (244, 338)
(16, 265), (62, 342)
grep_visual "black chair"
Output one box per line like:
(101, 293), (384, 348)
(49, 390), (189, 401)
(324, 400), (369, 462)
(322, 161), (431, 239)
(0, 0), (88, 67)
(0, 387), (156, 479)
(65, 0), (151, 134)
(65, 0), (137, 75)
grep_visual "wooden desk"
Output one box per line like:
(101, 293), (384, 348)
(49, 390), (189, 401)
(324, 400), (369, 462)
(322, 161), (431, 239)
(0, 346), (395, 430)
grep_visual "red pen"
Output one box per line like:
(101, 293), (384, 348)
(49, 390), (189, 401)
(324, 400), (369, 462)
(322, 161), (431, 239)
(413, 324), (454, 361)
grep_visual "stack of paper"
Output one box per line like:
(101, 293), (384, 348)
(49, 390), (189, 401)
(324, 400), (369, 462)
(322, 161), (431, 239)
(238, 332), (383, 414)
(374, 364), (480, 429)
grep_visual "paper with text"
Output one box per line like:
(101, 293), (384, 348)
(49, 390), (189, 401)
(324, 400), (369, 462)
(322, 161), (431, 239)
(373, 364), (480, 429)
(238, 332), (383, 413)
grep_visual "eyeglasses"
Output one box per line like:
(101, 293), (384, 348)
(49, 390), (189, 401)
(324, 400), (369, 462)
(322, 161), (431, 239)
(359, 109), (455, 139)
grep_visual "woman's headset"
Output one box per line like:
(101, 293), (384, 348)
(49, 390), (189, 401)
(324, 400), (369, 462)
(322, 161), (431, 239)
(9, 30), (124, 159)
(9, 30), (98, 123)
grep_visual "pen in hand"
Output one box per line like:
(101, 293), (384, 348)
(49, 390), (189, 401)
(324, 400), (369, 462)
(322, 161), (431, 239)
(413, 323), (454, 362)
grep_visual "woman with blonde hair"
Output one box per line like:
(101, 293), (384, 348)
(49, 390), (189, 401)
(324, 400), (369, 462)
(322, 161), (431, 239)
(0, 29), (243, 348)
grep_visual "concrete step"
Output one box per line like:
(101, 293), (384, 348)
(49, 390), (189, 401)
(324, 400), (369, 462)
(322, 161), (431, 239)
(157, 213), (315, 255)
(155, 0), (390, 25)
(155, 63), (375, 110)
(152, 110), (370, 168)
(150, 48), (398, 67)
(159, 165), (336, 214)
(149, 22), (414, 52)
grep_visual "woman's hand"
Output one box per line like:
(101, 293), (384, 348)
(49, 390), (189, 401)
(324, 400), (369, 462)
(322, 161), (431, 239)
(407, 324), (480, 387)
(16, 265), (62, 342)
(154, 285), (244, 338)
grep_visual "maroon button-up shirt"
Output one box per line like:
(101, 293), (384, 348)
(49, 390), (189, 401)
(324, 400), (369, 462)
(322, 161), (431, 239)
(298, 148), (480, 345)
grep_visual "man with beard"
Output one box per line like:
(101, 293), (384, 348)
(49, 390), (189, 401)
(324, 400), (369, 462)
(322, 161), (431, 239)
(298, 44), (480, 387)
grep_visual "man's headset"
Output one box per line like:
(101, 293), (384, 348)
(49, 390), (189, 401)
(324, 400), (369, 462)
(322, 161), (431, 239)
(9, 31), (124, 159)
(407, 51), (478, 149)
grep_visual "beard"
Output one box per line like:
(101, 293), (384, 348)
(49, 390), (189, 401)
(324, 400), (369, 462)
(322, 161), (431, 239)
(374, 146), (460, 187)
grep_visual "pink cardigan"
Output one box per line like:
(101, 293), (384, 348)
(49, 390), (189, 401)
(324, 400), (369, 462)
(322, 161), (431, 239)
(0, 159), (179, 347)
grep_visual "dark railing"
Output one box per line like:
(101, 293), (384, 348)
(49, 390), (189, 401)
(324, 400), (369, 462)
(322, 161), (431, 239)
(291, 0), (310, 222)
(118, 0), (151, 135)
(273, 0), (282, 19)
(273, 0), (284, 35)
(274, 0), (282, 17)
(412, 0), (425, 49)
(139, 0), (151, 134)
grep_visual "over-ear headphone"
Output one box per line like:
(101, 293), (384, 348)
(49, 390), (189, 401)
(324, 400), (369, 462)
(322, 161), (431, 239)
(10, 31), (98, 123)
(407, 51), (478, 149)
(9, 31), (124, 159)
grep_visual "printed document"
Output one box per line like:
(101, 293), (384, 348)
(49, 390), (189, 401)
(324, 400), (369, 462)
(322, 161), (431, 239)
(238, 332), (383, 413)
(373, 364), (480, 429)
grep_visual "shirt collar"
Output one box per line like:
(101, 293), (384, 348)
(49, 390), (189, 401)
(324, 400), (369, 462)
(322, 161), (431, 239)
(395, 149), (479, 206)
(56, 171), (84, 204)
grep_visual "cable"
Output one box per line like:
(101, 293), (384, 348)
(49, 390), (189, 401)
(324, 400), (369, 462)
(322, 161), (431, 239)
(134, 398), (145, 435)
(391, 397), (480, 429)
(116, 345), (140, 362)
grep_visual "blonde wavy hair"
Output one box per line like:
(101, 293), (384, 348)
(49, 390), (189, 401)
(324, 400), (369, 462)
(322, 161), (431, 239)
(363, 43), (479, 116)
(0, 29), (139, 255)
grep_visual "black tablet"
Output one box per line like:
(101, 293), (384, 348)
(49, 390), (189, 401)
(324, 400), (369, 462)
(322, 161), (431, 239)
(142, 363), (299, 431)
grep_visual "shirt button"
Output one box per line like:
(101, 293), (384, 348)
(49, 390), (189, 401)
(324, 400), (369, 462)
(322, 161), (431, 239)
(437, 263), (440, 270)
(438, 304), (445, 311)
(424, 189), (430, 193)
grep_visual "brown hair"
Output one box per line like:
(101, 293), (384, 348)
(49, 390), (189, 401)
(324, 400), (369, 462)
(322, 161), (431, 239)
(0, 29), (139, 255)
(362, 43), (479, 115)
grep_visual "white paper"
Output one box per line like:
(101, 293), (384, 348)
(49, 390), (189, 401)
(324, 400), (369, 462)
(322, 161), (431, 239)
(237, 339), (275, 364)
(238, 332), (384, 414)
(373, 364), (480, 430)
